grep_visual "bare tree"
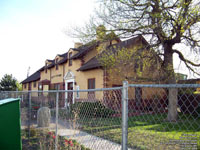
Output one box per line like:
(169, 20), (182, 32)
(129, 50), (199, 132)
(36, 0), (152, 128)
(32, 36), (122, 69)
(70, 0), (200, 121)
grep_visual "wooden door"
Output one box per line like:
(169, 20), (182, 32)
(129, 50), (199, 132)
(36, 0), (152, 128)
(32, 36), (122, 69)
(28, 83), (32, 91)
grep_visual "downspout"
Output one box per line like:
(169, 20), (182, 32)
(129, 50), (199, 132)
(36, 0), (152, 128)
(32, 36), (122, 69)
(63, 63), (65, 90)
(50, 68), (52, 83)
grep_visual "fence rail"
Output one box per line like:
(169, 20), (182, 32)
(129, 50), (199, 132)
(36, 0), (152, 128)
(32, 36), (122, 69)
(0, 83), (200, 150)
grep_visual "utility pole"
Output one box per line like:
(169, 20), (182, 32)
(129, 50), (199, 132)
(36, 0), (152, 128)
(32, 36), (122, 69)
(27, 67), (30, 77)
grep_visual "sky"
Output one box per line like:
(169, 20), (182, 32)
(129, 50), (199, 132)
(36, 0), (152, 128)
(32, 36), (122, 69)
(0, 0), (199, 82)
(0, 0), (96, 81)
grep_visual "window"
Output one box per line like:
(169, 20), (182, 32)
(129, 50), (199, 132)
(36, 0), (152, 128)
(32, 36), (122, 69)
(88, 78), (95, 98)
(140, 61), (143, 72)
(134, 59), (139, 73)
(54, 84), (60, 90)
(55, 59), (58, 70)
(45, 63), (48, 73)
(39, 84), (42, 90)
(69, 52), (72, 66)
(88, 78), (95, 89)
(34, 82), (37, 88)
(24, 84), (27, 89)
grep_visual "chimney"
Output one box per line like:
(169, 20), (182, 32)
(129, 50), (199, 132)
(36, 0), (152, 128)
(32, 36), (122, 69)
(96, 25), (106, 41)
(74, 42), (83, 49)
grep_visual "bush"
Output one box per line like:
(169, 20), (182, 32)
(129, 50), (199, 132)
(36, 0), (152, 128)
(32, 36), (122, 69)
(178, 88), (196, 95)
(193, 106), (200, 117)
(71, 102), (116, 118)
(24, 127), (37, 137)
(178, 92), (200, 118)
(194, 91), (200, 95)
(50, 108), (72, 120)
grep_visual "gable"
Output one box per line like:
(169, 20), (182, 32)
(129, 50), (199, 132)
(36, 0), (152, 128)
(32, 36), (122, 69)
(64, 71), (75, 80)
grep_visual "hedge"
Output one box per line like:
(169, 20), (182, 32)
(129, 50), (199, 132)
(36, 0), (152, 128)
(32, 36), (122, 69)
(70, 101), (116, 118)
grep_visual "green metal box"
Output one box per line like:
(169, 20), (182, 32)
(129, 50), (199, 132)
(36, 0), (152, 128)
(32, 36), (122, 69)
(0, 98), (22, 150)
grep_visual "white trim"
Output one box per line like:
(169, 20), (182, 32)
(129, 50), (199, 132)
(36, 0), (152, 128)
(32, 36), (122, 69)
(65, 78), (74, 83)
(64, 71), (75, 80)
(64, 71), (75, 106)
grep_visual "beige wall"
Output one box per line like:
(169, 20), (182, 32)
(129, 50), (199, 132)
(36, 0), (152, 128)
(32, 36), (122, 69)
(22, 83), (28, 91)
(128, 83), (166, 100)
(41, 58), (66, 84)
(31, 81), (39, 96)
(77, 69), (104, 100)
(31, 81), (39, 91)
(22, 80), (39, 91)
(63, 56), (104, 99)
(78, 69), (104, 100)
(64, 58), (103, 87)
(38, 49), (104, 90)
(50, 65), (64, 84)
(76, 69), (104, 90)
(25, 41), (115, 93)
(24, 38), (163, 101)
(40, 69), (50, 81)
(104, 40), (165, 100)
(106, 73), (166, 100)
(22, 39), (166, 103)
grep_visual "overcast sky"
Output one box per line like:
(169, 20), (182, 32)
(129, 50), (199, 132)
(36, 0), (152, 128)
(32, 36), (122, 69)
(0, 0), (198, 82)
(0, 0), (95, 81)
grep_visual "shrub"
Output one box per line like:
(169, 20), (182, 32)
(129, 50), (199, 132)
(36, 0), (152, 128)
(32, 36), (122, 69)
(193, 106), (200, 117)
(178, 92), (200, 118)
(178, 88), (196, 95)
(51, 108), (72, 120)
(25, 127), (37, 137)
(71, 102), (116, 118)
(22, 129), (90, 150)
(194, 91), (200, 95)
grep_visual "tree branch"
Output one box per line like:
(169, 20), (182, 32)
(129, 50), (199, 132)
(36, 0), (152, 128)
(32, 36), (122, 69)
(172, 49), (200, 76)
(172, 49), (200, 67)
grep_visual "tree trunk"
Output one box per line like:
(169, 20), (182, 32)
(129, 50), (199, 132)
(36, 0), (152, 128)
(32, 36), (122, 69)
(167, 88), (178, 121)
(163, 44), (178, 122)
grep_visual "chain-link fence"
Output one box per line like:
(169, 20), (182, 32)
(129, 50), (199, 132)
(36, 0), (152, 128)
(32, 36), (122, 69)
(128, 84), (200, 150)
(0, 83), (199, 150)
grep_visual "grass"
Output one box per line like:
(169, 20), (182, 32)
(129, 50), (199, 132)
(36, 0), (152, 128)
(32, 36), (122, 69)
(77, 113), (200, 150)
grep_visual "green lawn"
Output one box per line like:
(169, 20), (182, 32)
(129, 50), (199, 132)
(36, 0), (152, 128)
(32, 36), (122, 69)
(77, 113), (200, 150)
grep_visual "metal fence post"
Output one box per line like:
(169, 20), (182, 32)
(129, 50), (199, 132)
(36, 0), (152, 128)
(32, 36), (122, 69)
(122, 81), (128, 150)
(28, 92), (32, 140)
(55, 92), (59, 150)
